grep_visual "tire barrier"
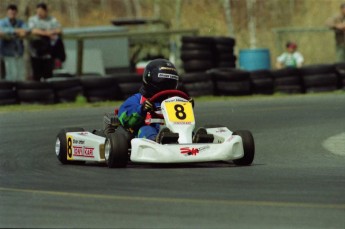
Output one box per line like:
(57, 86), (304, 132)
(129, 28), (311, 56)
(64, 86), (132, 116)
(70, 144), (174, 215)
(250, 70), (274, 95)
(0, 81), (17, 105)
(1, 62), (345, 106)
(47, 77), (83, 103)
(299, 64), (338, 93)
(80, 75), (122, 102)
(181, 72), (214, 97)
(208, 68), (252, 96)
(16, 81), (55, 104)
(181, 36), (236, 73)
(108, 73), (142, 100)
(335, 62), (345, 90)
(271, 68), (303, 94)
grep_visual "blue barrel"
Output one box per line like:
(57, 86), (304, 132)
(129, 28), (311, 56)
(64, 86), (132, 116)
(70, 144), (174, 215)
(239, 48), (271, 71)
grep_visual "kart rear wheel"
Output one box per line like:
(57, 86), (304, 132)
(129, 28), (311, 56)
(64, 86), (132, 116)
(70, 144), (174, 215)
(56, 128), (85, 165)
(233, 130), (255, 166)
(105, 132), (129, 168)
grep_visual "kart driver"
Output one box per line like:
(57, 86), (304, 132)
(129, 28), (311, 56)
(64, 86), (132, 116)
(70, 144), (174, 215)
(118, 59), (187, 142)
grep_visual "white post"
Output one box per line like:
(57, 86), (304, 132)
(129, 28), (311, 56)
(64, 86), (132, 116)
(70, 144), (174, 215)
(246, 0), (257, 49)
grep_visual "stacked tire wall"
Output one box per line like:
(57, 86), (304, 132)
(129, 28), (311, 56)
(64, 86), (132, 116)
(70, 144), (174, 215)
(181, 36), (236, 73)
(0, 73), (143, 105)
(1, 63), (345, 106)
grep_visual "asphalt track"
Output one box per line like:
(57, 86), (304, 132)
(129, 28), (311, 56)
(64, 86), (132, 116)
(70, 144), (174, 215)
(1, 93), (345, 228)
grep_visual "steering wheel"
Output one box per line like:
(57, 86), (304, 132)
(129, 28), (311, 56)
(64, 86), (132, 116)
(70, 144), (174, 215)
(149, 90), (190, 103)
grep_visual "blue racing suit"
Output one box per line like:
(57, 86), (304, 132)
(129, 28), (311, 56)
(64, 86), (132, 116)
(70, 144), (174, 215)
(118, 93), (161, 140)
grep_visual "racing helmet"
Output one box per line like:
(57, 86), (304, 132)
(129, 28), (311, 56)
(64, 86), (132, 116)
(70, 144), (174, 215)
(140, 59), (179, 98)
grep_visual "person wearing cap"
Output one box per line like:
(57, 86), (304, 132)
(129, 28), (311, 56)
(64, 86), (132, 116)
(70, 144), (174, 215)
(0, 4), (28, 81)
(326, 3), (345, 62)
(28, 2), (62, 81)
(276, 41), (304, 69)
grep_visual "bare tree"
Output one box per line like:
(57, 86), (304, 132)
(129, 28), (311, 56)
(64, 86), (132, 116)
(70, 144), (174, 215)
(223, 0), (234, 37)
(67, 0), (80, 27)
(133, 0), (142, 18)
(246, 0), (257, 48)
(153, 0), (160, 19)
(123, 0), (134, 18)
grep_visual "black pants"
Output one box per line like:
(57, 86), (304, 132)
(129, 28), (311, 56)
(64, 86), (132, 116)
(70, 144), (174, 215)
(31, 57), (53, 81)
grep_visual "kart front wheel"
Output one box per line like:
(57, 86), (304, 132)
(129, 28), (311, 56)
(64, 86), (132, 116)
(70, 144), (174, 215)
(105, 132), (129, 168)
(233, 130), (255, 166)
(56, 127), (85, 165)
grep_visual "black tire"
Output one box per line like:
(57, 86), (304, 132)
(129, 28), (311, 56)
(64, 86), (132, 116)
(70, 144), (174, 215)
(183, 81), (214, 97)
(55, 86), (83, 102)
(108, 73), (142, 83)
(16, 81), (52, 90)
(250, 70), (273, 80)
(210, 68), (250, 81)
(105, 132), (129, 168)
(182, 36), (215, 45)
(299, 64), (335, 76)
(0, 81), (16, 90)
(213, 36), (236, 46)
(305, 86), (338, 93)
(271, 68), (300, 79)
(47, 77), (81, 90)
(215, 44), (234, 53)
(81, 76), (118, 89)
(17, 89), (55, 104)
(274, 77), (302, 86)
(217, 62), (236, 68)
(180, 50), (213, 61)
(218, 54), (237, 62)
(56, 128), (85, 165)
(233, 130), (255, 166)
(181, 72), (210, 83)
(303, 73), (338, 87)
(181, 43), (212, 51)
(0, 89), (18, 105)
(183, 60), (215, 73)
(252, 78), (274, 92)
(85, 87), (121, 102)
(275, 85), (303, 94)
(118, 82), (142, 99)
(215, 80), (252, 95)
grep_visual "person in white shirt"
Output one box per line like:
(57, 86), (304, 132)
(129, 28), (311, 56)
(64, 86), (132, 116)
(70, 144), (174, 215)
(276, 42), (304, 69)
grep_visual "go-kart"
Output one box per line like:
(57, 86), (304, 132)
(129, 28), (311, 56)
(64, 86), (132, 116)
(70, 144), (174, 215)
(55, 90), (255, 168)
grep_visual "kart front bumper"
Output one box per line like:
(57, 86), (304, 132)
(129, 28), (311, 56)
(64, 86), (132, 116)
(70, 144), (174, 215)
(130, 135), (244, 163)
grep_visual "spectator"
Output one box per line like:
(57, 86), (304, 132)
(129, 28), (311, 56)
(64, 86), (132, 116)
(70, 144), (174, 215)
(326, 3), (345, 62)
(28, 2), (62, 81)
(276, 41), (304, 69)
(0, 4), (28, 81)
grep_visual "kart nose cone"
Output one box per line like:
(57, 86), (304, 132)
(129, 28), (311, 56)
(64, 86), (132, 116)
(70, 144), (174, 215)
(55, 138), (60, 156)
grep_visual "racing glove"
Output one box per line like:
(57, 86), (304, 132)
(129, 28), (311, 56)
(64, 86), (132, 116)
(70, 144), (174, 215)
(141, 100), (155, 113)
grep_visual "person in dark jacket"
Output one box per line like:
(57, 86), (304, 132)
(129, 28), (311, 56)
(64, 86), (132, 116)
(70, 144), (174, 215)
(0, 4), (28, 81)
(28, 2), (62, 81)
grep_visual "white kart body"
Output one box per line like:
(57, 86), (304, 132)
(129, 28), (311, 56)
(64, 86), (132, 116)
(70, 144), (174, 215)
(63, 132), (106, 162)
(62, 96), (245, 164)
(130, 96), (244, 163)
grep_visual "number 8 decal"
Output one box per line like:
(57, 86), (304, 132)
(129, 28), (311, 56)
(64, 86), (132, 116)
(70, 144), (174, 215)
(67, 137), (72, 158)
(174, 104), (186, 120)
